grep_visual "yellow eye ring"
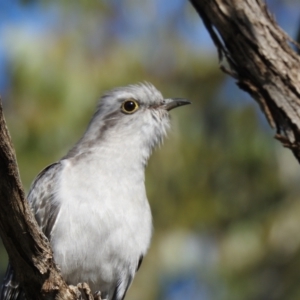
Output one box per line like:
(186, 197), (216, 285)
(121, 99), (139, 114)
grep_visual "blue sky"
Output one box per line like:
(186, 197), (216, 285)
(0, 0), (300, 96)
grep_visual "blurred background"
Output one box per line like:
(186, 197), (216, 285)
(1, 0), (300, 299)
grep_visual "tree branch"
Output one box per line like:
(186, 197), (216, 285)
(0, 100), (95, 299)
(189, 0), (300, 162)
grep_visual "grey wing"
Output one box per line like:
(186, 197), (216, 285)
(0, 162), (62, 300)
(27, 162), (62, 238)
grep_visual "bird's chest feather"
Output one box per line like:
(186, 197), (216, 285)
(50, 158), (152, 289)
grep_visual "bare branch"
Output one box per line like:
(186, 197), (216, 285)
(0, 100), (94, 299)
(189, 0), (300, 162)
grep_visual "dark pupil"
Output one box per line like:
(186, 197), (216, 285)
(124, 101), (136, 111)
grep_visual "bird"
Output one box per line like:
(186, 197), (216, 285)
(0, 82), (190, 300)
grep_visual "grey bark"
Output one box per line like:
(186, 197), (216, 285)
(189, 0), (300, 162)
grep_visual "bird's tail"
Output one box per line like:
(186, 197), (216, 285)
(0, 263), (24, 300)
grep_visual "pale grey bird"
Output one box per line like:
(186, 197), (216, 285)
(0, 82), (190, 300)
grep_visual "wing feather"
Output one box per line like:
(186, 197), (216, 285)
(28, 162), (62, 238)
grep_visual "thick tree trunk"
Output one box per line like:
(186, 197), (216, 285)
(189, 0), (300, 162)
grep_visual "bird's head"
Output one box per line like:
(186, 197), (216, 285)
(77, 82), (190, 162)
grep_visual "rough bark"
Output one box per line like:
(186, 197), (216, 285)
(0, 101), (96, 299)
(189, 0), (300, 162)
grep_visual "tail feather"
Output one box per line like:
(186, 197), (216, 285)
(0, 264), (24, 300)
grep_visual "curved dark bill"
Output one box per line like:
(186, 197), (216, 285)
(163, 98), (191, 111)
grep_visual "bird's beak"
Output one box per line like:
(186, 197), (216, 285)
(163, 98), (191, 111)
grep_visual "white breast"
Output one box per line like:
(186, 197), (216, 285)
(50, 153), (152, 296)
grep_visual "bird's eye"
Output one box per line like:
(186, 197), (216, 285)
(121, 99), (139, 114)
